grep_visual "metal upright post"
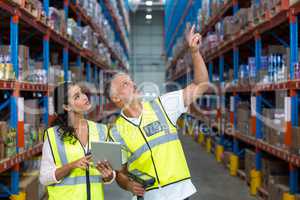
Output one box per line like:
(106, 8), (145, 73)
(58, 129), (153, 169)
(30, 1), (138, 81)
(43, 32), (50, 126)
(288, 13), (299, 196)
(63, 47), (69, 81)
(86, 62), (91, 82)
(10, 15), (21, 198)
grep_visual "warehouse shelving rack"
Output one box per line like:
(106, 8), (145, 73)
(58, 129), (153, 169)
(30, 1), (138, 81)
(100, 0), (129, 58)
(165, 0), (300, 198)
(0, 0), (127, 198)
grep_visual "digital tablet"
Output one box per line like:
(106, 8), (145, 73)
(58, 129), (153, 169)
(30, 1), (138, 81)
(91, 141), (122, 170)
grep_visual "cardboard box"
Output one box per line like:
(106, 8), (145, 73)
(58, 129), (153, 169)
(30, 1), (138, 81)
(19, 175), (39, 200)
(237, 8), (249, 29)
(223, 16), (241, 39)
(262, 158), (288, 189)
(24, 100), (40, 126)
(292, 127), (300, 154)
(268, 182), (289, 200)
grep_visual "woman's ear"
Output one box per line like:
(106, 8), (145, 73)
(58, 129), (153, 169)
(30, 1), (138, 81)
(62, 104), (72, 112)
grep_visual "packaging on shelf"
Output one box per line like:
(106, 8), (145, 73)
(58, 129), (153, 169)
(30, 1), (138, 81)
(24, 99), (40, 127)
(261, 157), (288, 189)
(223, 16), (241, 39)
(237, 8), (249, 30)
(236, 102), (251, 136)
(67, 18), (82, 45)
(49, 8), (66, 34)
(292, 127), (300, 154)
(0, 45), (30, 81)
(82, 26), (94, 51)
(19, 173), (40, 200)
(248, 57), (256, 84)
(215, 22), (224, 42)
(247, 4), (255, 27)
(5, 129), (17, 158)
(258, 56), (269, 83)
(0, 121), (17, 158)
(48, 65), (64, 84)
(0, 122), (7, 160)
(262, 108), (285, 147)
(24, 124), (44, 150)
(238, 64), (250, 86)
(268, 182), (289, 200)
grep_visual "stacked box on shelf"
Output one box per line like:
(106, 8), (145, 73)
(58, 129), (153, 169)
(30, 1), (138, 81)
(268, 176), (290, 200)
(261, 157), (289, 190)
(24, 100), (44, 150)
(236, 102), (251, 136)
(67, 19), (82, 45)
(24, 0), (43, 19)
(262, 108), (285, 148)
(0, 45), (31, 81)
(258, 46), (290, 84)
(49, 7), (66, 34)
(237, 8), (250, 31)
(291, 127), (300, 154)
(223, 15), (242, 40)
(0, 121), (16, 158)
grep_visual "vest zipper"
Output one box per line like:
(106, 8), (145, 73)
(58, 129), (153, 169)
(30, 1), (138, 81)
(86, 169), (91, 200)
(137, 127), (161, 185)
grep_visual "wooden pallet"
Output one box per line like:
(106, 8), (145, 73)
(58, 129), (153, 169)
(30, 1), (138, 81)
(256, 187), (269, 200)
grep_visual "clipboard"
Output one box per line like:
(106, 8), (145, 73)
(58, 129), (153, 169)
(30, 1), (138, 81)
(91, 141), (122, 170)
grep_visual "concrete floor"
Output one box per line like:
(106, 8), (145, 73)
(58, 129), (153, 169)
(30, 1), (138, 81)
(104, 134), (256, 200)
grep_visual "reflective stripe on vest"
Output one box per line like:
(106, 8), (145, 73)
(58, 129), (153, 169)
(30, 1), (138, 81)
(96, 124), (106, 141)
(149, 100), (170, 134)
(128, 134), (179, 164)
(110, 126), (132, 154)
(53, 127), (69, 165)
(51, 175), (102, 186)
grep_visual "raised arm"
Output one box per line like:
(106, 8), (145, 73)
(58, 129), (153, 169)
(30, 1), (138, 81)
(183, 24), (209, 107)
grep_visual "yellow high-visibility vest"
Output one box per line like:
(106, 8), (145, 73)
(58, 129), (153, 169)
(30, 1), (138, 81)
(110, 98), (191, 191)
(45, 121), (107, 200)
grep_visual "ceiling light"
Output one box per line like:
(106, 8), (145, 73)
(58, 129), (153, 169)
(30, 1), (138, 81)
(146, 8), (152, 12)
(145, 14), (152, 20)
(145, 0), (153, 6)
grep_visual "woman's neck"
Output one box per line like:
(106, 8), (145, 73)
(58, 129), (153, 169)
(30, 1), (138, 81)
(70, 112), (85, 131)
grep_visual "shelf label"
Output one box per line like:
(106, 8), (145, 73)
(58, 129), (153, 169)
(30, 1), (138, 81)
(251, 96), (256, 116)
(18, 97), (24, 121)
(285, 97), (291, 122)
(230, 96), (234, 112)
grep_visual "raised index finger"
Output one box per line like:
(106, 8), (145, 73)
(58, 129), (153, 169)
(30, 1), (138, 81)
(190, 24), (195, 35)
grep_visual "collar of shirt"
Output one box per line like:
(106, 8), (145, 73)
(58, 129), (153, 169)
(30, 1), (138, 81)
(121, 104), (143, 126)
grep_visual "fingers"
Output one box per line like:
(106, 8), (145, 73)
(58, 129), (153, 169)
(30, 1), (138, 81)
(85, 155), (93, 160)
(96, 161), (113, 179)
(190, 24), (195, 35)
(131, 182), (145, 196)
(78, 161), (89, 169)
